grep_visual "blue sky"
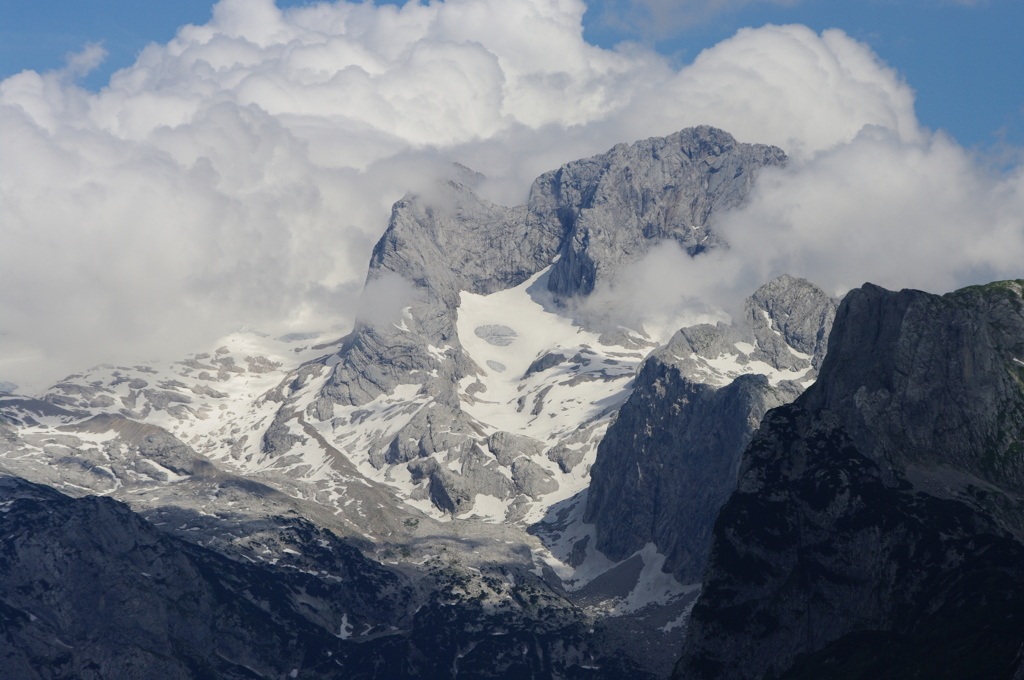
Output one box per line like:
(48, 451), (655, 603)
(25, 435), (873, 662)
(1, 0), (1021, 149)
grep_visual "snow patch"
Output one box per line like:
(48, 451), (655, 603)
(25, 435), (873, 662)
(610, 544), (699, 615)
(690, 352), (812, 388)
(733, 341), (755, 355)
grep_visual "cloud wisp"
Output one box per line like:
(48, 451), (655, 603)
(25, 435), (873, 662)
(0, 0), (1021, 390)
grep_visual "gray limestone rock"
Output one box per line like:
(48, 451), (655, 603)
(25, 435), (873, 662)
(190, 384), (229, 399)
(487, 431), (546, 467)
(538, 126), (787, 298)
(458, 445), (517, 501)
(261, 408), (304, 456)
(583, 275), (836, 581)
(304, 393), (335, 422)
(382, 403), (480, 468)
(597, 328), (658, 350)
(409, 458), (473, 515)
(511, 458), (560, 500)
(142, 388), (192, 411)
(88, 394), (116, 408)
(744, 273), (838, 371)
(546, 443), (587, 474)
(137, 431), (195, 476)
(320, 176), (564, 412)
(475, 324), (518, 346)
(523, 352), (568, 378)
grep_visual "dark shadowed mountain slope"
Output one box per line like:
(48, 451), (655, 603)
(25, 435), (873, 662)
(0, 473), (663, 680)
(584, 275), (837, 583)
(0, 474), (405, 679)
(673, 280), (1024, 680)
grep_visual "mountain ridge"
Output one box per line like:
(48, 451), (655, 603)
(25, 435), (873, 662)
(673, 279), (1024, 680)
(10, 126), (990, 680)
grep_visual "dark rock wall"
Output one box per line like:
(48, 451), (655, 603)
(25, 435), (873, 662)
(584, 276), (836, 582)
(674, 280), (1024, 680)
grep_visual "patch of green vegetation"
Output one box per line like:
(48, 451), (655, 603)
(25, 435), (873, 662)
(956, 279), (1024, 295)
(949, 279), (1024, 312)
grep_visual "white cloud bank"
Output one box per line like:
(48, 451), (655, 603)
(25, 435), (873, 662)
(0, 0), (1021, 389)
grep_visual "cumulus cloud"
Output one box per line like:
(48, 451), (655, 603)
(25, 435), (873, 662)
(717, 127), (1024, 295)
(614, 24), (923, 158)
(0, 0), (1020, 390)
(573, 240), (738, 342)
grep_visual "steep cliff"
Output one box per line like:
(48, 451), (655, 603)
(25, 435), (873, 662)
(584, 275), (837, 582)
(674, 280), (1024, 680)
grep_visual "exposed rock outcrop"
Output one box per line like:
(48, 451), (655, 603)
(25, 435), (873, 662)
(674, 279), (1024, 680)
(301, 127), (787, 515)
(322, 126), (786, 411)
(542, 126), (787, 297)
(584, 275), (837, 581)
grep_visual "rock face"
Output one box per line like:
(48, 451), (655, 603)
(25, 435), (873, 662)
(321, 177), (559, 410)
(673, 280), (1024, 680)
(805, 281), (1024, 497)
(584, 275), (837, 581)
(287, 126), (787, 517)
(322, 125), (785, 408)
(539, 126), (787, 297)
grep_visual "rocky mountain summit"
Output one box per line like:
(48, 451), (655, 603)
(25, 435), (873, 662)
(673, 280), (1024, 680)
(262, 125), (787, 524)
